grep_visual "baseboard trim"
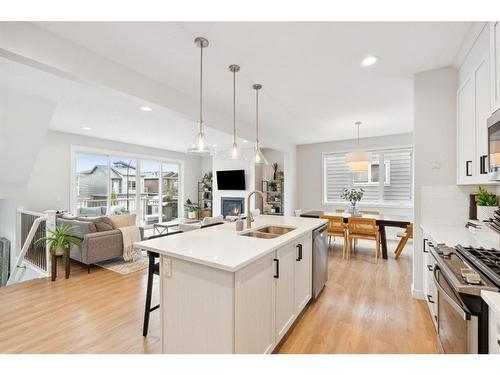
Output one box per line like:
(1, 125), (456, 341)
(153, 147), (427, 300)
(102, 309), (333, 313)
(411, 285), (424, 300)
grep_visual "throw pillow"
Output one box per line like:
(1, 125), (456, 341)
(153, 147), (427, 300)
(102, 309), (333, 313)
(108, 213), (137, 229)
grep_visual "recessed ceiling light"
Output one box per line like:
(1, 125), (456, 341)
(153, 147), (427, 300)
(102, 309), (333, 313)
(361, 56), (378, 67)
(140, 106), (152, 112)
(213, 144), (218, 148)
(242, 139), (248, 143)
(82, 126), (92, 131)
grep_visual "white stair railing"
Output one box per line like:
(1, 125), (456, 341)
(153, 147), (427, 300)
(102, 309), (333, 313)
(6, 209), (56, 286)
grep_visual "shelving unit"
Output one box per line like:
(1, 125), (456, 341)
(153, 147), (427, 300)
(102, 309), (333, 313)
(198, 181), (212, 218)
(262, 179), (284, 216)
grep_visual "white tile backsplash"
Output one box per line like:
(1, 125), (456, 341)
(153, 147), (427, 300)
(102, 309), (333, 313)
(421, 185), (478, 226)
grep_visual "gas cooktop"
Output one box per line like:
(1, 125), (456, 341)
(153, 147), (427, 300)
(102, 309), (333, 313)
(456, 245), (500, 288)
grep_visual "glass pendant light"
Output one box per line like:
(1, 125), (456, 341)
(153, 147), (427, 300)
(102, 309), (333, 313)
(228, 64), (241, 159)
(346, 121), (371, 172)
(253, 84), (268, 165)
(187, 37), (213, 156)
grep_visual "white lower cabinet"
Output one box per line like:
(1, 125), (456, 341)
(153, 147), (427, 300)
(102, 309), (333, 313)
(162, 231), (314, 353)
(274, 241), (297, 342)
(422, 237), (438, 331)
(294, 233), (312, 313)
(234, 232), (313, 353)
(235, 252), (275, 354)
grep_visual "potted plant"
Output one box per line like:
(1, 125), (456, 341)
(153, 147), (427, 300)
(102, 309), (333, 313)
(340, 187), (364, 216)
(476, 186), (498, 221)
(36, 224), (81, 281)
(272, 162), (279, 181)
(185, 199), (200, 219)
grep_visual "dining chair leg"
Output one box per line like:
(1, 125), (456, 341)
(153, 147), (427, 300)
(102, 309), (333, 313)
(395, 236), (409, 260)
(375, 236), (380, 263)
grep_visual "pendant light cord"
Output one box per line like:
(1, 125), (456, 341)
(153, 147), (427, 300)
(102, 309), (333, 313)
(255, 88), (259, 144)
(199, 44), (204, 132)
(233, 69), (236, 144)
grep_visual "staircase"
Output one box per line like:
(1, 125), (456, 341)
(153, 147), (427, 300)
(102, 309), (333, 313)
(6, 209), (56, 286)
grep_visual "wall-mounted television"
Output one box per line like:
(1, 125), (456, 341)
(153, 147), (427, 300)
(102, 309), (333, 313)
(216, 169), (246, 190)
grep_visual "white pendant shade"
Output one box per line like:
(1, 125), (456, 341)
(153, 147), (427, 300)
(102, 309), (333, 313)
(346, 151), (372, 172)
(346, 121), (370, 171)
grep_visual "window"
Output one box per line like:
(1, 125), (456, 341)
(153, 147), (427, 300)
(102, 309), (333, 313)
(323, 147), (413, 204)
(352, 161), (390, 185)
(73, 148), (182, 226)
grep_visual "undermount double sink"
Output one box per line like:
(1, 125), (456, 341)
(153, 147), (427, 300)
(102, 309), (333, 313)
(240, 225), (296, 239)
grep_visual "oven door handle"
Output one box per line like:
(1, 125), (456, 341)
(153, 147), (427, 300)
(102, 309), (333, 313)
(433, 266), (471, 321)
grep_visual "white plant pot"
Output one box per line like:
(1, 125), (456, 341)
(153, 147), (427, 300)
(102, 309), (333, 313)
(476, 205), (498, 221)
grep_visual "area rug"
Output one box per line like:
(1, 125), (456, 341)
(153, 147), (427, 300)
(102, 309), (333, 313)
(95, 253), (148, 275)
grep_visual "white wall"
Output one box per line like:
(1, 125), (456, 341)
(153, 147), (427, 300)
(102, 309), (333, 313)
(414, 66), (458, 298)
(25, 130), (203, 213)
(297, 133), (413, 213)
(0, 199), (17, 272)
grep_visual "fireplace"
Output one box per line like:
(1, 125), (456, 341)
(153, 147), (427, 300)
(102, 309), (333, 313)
(221, 197), (245, 218)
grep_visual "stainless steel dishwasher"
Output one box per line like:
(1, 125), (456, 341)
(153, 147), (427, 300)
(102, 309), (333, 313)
(312, 224), (328, 299)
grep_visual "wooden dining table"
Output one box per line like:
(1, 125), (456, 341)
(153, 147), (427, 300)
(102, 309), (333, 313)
(300, 210), (412, 260)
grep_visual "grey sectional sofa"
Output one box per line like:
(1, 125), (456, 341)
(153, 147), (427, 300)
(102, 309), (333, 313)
(57, 217), (144, 272)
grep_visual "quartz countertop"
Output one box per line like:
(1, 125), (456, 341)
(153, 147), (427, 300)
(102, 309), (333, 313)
(481, 290), (500, 315)
(135, 215), (327, 272)
(420, 223), (500, 249)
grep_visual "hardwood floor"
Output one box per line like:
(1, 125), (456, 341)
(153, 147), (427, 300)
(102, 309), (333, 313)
(277, 241), (437, 354)
(0, 240), (437, 354)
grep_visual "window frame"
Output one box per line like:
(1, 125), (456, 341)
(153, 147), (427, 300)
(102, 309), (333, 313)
(352, 161), (391, 186)
(70, 145), (185, 226)
(322, 145), (413, 206)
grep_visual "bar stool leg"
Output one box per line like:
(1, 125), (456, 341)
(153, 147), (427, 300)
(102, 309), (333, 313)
(143, 254), (155, 337)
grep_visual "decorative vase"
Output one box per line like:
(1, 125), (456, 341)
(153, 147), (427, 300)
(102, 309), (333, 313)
(476, 205), (498, 221)
(188, 211), (196, 219)
(349, 201), (361, 217)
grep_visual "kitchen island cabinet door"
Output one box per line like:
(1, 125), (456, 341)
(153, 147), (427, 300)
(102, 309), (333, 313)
(294, 233), (312, 314)
(235, 252), (275, 354)
(275, 242), (296, 343)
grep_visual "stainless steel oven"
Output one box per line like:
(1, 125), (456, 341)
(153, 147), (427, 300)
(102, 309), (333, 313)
(434, 265), (478, 354)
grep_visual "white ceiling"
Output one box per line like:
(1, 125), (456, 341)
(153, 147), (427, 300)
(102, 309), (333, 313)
(34, 21), (472, 145)
(0, 56), (245, 154)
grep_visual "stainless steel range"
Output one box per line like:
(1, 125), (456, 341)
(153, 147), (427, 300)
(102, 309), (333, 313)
(428, 243), (499, 354)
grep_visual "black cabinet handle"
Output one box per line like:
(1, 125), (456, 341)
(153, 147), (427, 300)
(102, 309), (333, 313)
(427, 295), (435, 304)
(427, 265), (433, 271)
(296, 244), (303, 261)
(273, 258), (279, 279)
(482, 155), (488, 174)
(466, 160), (472, 177)
(423, 239), (428, 253)
(497, 339), (500, 346)
(480, 156), (483, 174)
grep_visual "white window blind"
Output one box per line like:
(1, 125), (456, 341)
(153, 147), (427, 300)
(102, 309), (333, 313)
(323, 147), (413, 204)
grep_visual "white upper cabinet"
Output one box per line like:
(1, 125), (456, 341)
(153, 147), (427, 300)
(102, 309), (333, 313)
(491, 21), (500, 113)
(456, 24), (492, 185)
(457, 77), (477, 184)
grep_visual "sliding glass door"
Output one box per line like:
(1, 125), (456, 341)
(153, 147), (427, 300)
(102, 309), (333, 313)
(73, 148), (182, 226)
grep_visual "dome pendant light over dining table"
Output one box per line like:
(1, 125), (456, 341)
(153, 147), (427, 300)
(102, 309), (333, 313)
(346, 121), (372, 172)
(187, 37), (213, 156)
(252, 84), (268, 165)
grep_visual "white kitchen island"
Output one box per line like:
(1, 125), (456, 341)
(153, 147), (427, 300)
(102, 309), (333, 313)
(135, 215), (327, 354)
